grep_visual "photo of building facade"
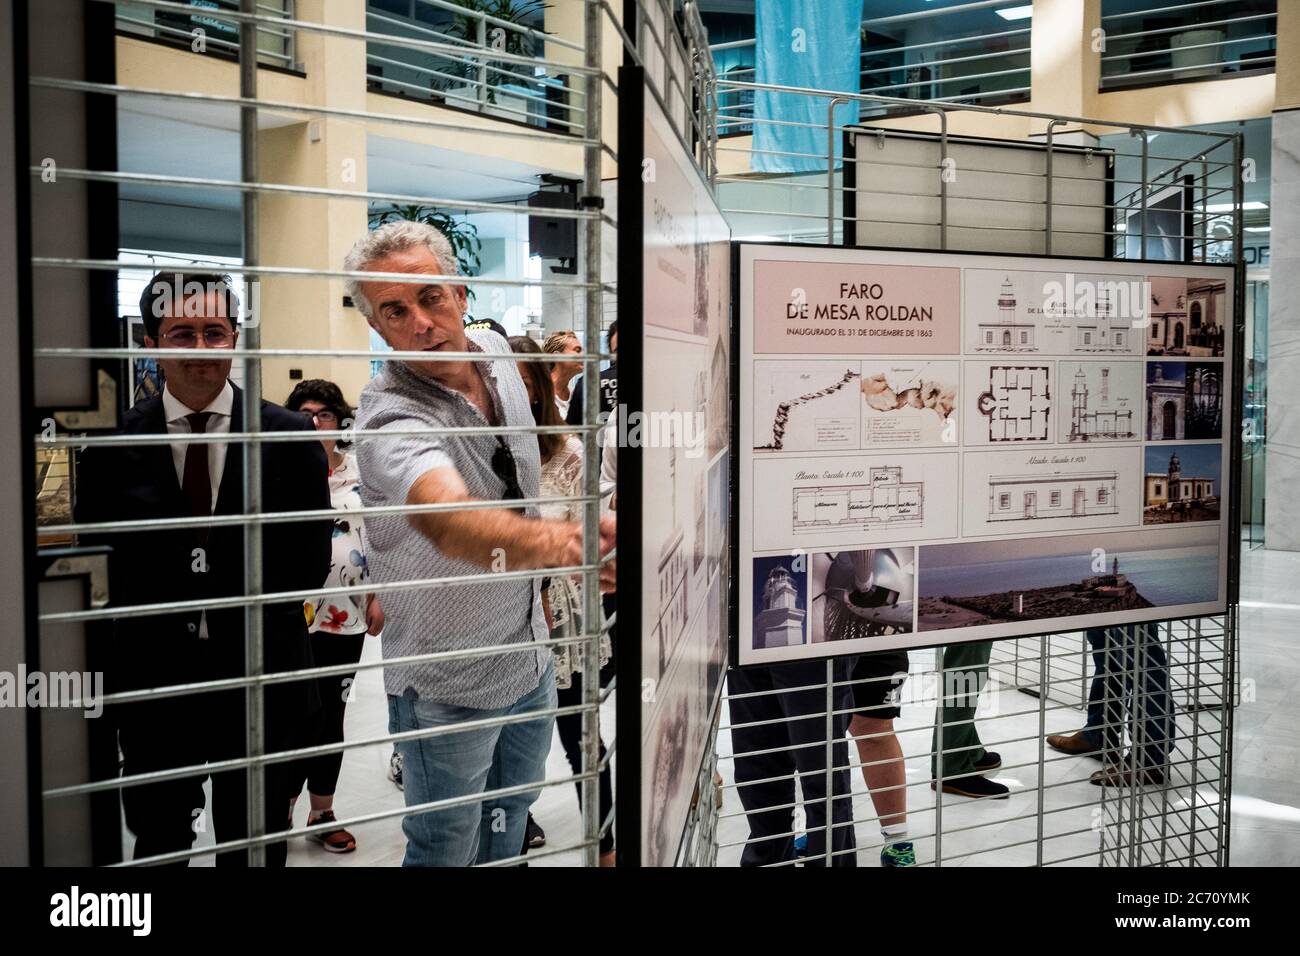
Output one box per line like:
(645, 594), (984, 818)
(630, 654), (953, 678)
(1148, 277), (1227, 357)
(1147, 362), (1223, 441)
(753, 559), (807, 650)
(1144, 449), (1220, 523)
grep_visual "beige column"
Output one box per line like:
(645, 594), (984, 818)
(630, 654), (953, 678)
(1030, 0), (1102, 121)
(1265, 5), (1300, 548)
(255, 0), (371, 407)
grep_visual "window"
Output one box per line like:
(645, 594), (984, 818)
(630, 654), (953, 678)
(1097, 487), (1109, 504)
(1155, 482), (1163, 496)
(1083, 332), (1092, 345)
(1152, 321), (1160, 339)
(985, 331), (994, 344)
(1115, 332), (1125, 346)
(999, 493), (1010, 509)
(1019, 331), (1028, 344)
(1050, 491), (1061, 506)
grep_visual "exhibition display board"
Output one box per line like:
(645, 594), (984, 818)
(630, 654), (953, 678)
(618, 66), (733, 866)
(735, 243), (1234, 666)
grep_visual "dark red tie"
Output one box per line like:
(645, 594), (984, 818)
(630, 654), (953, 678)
(182, 412), (213, 539)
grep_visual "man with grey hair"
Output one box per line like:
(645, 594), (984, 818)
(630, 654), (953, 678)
(346, 220), (615, 867)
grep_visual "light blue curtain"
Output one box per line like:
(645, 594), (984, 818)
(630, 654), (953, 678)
(752, 0), (863, 174)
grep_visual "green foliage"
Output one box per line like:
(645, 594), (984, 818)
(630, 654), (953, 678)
(444, 0), (551, 103)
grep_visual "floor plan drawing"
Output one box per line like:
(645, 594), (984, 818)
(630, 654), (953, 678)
(976, 365), (1052, 442)
(792, 466), (924, 532)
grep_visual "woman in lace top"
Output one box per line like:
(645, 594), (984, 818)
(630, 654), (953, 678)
(511, 335), (615, 865)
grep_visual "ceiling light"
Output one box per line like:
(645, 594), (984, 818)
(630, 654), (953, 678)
(1244, 226), (1271, 233)
(1204, 201), (1267, 212)
(995, 5), (1034, 20)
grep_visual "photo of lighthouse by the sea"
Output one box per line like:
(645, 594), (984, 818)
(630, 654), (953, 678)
(916, 527), (1218, 632)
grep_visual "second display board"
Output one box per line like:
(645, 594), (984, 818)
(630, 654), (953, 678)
(736, 243), (1234, 666)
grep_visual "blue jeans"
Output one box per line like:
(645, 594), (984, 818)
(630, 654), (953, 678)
(1083, 627), (1173, 769)
(387, 663), (557, 867)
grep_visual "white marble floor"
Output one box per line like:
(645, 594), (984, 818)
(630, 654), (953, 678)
(158, 545), (1296, 867)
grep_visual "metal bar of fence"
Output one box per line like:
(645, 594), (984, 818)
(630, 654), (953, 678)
(411, 0), (585, 53)
(237, 0), (266, 867)
(579, 0), (604, 870)
(863, 46), (1031, 73)
(32, 167), (601, 219)
(1101, 0), (1262, 20)
(40, 556), (611, 625)
(30, 77), (599, 147)
(362, 15), (581, 96)
(36, 345), (608, 362)
(49, 700), (598, 800)
(32, 254), (600, 289)
(68, 631), (606, 712)
(1101, 33), (1278, 63)
(716, 78), (1239, 141)
(364, 47), (586, 119)
(42, 492), (608, 537)
(364, 68), (586, 130)
(116, 765), (600, 867)
(1104, 56), (1277, 84)
(87, 0), (599, 75)
(859, 65), (1031, 95)
(114, 13), (296, 63)
(38, 423), (601, 449)
(1106, 13), (1277, 43)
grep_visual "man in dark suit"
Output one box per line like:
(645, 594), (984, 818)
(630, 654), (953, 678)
(76, 272), (332, 866)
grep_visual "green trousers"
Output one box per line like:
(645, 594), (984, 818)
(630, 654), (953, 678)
(931, 641), (993, 779)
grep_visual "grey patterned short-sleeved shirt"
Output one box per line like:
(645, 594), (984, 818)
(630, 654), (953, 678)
(356, 329), (548, 709)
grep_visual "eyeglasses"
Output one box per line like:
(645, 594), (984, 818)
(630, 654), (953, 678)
(307, 409), (338, 424)
(491, 437), (525, 514)
(159, 327), (236, 348)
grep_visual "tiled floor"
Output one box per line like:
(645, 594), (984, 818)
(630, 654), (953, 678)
(149, 547), (1297, 867)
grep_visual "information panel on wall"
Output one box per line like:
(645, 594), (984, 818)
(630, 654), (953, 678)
(619, 67), (732, 866)
(736, 243), (1233, 666)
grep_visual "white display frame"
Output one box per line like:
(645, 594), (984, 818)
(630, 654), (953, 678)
(736, 242), (1234, 666)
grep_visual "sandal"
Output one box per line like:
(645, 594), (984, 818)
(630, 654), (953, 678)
(306, 809), (357, 853)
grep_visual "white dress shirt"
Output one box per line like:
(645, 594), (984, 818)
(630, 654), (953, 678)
(162, 380), (234, 513)
(162, 380), (234, 639)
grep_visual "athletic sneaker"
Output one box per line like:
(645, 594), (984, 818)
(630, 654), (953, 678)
(388, 749), (404, 791)
(880, 841), (916, 867)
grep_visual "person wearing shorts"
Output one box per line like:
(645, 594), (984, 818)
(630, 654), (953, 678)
(847, 650), (915, 867)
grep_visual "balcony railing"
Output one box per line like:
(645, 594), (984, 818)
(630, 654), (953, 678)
(1099, 0), (1277, 91)
(365, 0), (584, 134)
(115, 0), (297, 70)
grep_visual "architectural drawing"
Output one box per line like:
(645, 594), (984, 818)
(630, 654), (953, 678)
(755, 366), (861, 451)
(653, 439), (688, 680)
(988, 471), (1119, 521)
(974, 276), (1038, 352)
(1068, 365), (1135, 441)
(1072, 287), (1133, 352)
(976, 365), (1052, 441)
(793, 466), (923, 532)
